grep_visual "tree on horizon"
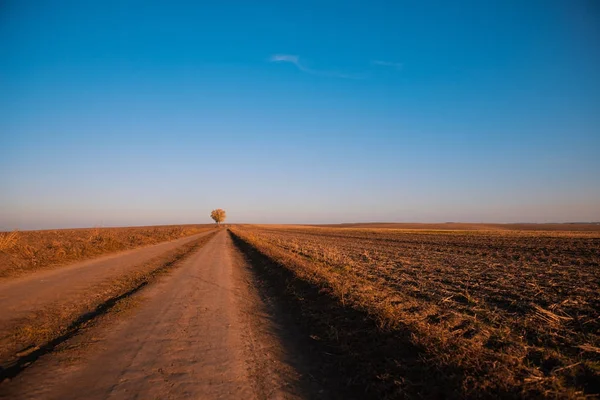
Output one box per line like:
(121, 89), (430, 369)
(210, 209), (226, 226)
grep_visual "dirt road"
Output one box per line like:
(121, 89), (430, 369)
(1, 230), (319, 399)
(0, 231), (214, 326)
(0, 230), (216, 371)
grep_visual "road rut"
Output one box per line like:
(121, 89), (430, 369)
(1, 230), (313, 399)
(0, 231), (213, 326)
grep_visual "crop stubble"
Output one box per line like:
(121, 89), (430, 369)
(231, 225), (600, 398)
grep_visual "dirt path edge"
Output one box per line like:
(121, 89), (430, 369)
(0, 231), (218, 382)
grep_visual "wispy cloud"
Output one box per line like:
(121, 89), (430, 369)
(269, 54), (306, 71)
(371, 60), (403, 70)
(269, 54), (365, 79)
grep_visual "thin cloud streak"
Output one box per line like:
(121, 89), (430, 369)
(371, 60), (403, 70)
(269, 54), (307, 72)
(269, 54), (366, 79)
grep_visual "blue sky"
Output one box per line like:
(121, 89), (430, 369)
(1, 0), (599, 229)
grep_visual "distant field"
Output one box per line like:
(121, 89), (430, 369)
(313, 222), (600, 232)
(0, 224), (214, 279)
(230, 225), (600, 398)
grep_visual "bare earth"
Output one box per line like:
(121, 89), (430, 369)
(0, 231), (213, 326)
(1, 230), (317, 399)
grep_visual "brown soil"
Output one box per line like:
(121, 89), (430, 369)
(0, 230), (216, 369)
(0, 230), (325, 399)
(0, 224), (214, 279)
(230, 225), (600, 398)
(3, 224), (597, 399)
(310, 222), (600, 231)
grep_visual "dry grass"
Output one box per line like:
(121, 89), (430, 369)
(314, 222), (600, 232)
(1, 232), (217, 373)
(230, 225), (600, 398)
(0, 224), (213, 279)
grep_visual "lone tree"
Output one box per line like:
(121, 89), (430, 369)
(210, 209), (226, 226)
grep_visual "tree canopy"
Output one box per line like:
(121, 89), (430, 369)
(210, 209), (226, 225)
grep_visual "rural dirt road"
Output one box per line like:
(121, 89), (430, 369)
(0, 231), (213, 326)
(1, 230), (321, 399)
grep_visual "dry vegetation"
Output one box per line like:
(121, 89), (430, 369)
(1, 232), (217, 376)
(315, 222), (600, 232)
(0, 224), (213, 279)
(230, 225), (600, 398)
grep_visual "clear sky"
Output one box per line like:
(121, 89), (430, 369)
(1, 0), (599, 229)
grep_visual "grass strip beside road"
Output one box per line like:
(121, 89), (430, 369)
(0, 225), (214, 279)
(0, 231), (218, 382)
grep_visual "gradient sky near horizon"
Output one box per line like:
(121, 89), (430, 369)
(1, 1), (599, 229)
